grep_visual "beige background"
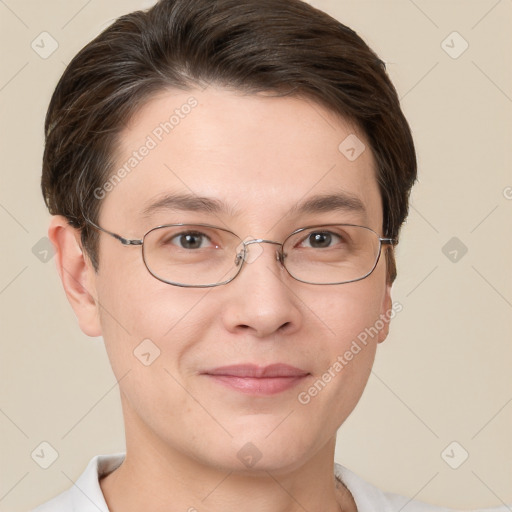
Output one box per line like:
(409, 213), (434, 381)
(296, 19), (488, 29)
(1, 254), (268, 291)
(1, 0), (511, 510)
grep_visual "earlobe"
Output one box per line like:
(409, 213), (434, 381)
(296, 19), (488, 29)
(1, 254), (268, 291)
(48, 215), (102, 337)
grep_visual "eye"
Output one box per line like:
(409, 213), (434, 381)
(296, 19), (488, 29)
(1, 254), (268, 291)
(169, 231), (213, 250)
(299, 231), (343, 249)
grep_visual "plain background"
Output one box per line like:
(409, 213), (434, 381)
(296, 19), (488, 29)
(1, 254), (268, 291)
(0, 0), (511, 510)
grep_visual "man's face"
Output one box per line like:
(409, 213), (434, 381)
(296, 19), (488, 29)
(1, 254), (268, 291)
(88, 86), (392, 472)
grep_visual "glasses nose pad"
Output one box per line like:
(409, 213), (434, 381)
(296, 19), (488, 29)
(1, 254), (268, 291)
(276, 248), (285, 265)
(234, 248), (245, 267)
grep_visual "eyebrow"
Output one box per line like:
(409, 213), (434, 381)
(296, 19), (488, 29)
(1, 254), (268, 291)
(141, 193), (228, 218)
(288, 192), (366, 218)
(140, 191), (366, 219)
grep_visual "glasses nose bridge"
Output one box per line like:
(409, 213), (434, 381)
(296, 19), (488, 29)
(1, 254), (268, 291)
(242, 238), (284, 262)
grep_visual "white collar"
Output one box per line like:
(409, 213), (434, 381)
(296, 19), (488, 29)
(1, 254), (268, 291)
(33, 452), (482, 512)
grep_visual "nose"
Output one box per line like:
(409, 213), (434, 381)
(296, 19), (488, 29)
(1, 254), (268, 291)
(221, 240), (302, 338)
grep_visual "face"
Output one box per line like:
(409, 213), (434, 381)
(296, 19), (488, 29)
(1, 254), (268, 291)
(81, 86), (392, 473)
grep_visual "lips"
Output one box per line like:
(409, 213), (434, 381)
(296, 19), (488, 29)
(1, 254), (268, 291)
(203, 364), (309, 378)
(201, 364), (310, 395)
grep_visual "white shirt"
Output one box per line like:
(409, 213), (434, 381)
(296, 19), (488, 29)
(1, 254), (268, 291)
(31, 453), (510, 512)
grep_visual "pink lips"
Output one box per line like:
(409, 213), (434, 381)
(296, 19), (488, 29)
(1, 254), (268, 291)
(202, 364), (309, 395)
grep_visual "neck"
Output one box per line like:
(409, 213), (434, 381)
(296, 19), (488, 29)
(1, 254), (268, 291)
(99, 410), (357, 512)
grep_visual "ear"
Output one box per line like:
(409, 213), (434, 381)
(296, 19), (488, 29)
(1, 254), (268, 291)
(377, 282), (393, 344)
(48, 215), (102, 337)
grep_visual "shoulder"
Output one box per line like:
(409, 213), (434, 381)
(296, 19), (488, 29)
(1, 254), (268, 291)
(334, 462), (448, 512)
(30, 488), (74, 512)
(30, 453), (125, 512)
(334, 463), (511, 512)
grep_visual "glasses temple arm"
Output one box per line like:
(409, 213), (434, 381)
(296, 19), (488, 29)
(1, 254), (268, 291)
(82, 216), (143, 246)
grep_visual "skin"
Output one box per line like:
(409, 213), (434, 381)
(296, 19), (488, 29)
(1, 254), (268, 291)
(49, 86), (393, 512)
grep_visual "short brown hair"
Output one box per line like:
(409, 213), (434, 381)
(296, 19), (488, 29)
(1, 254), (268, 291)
(41, 0), (417, 283)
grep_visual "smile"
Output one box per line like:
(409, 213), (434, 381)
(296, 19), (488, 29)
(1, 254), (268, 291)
(202, 364), (310, 395)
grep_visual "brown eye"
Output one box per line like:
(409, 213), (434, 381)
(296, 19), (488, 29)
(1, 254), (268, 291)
(308, 232), (331, 248)
(169, 231), (211, 249)
(300, 231), (342, 249)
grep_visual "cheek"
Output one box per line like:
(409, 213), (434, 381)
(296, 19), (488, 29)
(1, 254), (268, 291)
(94, 255), (216, 379)
(294, 276), (386, 405)
(292, 286), (382, 432)
(95, 280), (219, 440)
(306, 276), (386, 349)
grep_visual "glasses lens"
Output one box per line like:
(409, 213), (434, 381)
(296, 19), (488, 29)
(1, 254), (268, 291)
(142, 225), (242, 287)
(282, 225), (381, 284)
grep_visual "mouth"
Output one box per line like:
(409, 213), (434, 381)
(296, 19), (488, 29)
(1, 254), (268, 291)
(201, 364), (310, 395)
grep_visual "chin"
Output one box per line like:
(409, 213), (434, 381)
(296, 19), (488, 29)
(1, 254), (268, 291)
(202, 422), (318, 474)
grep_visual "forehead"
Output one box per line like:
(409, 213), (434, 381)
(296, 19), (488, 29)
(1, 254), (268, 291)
(99, 86), (383, 233)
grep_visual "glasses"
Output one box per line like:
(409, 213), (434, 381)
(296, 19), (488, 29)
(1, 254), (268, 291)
(83, 218), (395, 287)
